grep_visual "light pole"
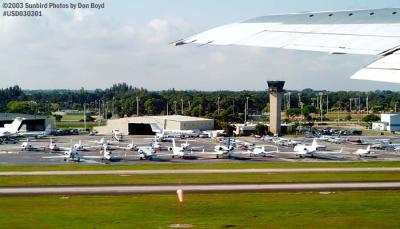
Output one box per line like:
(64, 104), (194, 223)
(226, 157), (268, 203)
(298, 93), (302, 108)
(350, 98), (353, 113)
(83, 103), (87, 130)
(181, 99), (184, 115)
(136, 96), (140, 116)
(112, 97), (115, 118)
(326, 94), (329, 114)
(166, 103), (169, 116)
(102, 100), (105, 119)
(174, 101), (177, 115)
(245, 97), (249, 123)
(217, 97), (220, 115)
(188, 101), (191, 113)
(319, 92), (323, 122)
(300, 102), (304, 121)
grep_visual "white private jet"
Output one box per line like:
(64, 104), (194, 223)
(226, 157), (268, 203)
(281, 146), (344, 159)
(83, 146), (122, 162)
(112, 129), (123, 142)
(137, 146), (170, 161)
(235, 145), (279, 158)
(354, 145), (375, 158)
(170, 139), (198, 159)
(43, 148), (82, 162)
(90, 138), (110, 145)
(48, 138), (60, 151)
(175, 8), (400, 84)
(293, 139), (326, 154)
(71, 140), (95, 151)
(117, 140), (138, 151)
(20, 139), (44, 151)
(145, 136), (165, 150)
(214, 138), (234, 153)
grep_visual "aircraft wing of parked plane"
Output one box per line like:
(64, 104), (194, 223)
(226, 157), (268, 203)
(175, 8), (400, 84)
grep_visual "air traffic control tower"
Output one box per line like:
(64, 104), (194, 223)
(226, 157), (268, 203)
(268, 81), (285, 135)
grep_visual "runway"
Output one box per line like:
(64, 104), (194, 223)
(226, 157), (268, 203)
(1, 182), (400, 195)
(1, 167), (400, 176)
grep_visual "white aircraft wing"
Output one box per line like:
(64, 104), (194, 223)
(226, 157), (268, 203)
(176, 8), (400, 83)
(352, 51), (400, 83)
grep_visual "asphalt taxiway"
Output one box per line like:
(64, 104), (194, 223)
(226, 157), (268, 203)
(1, 167), (400, 176)
(1, 182), (400, 195)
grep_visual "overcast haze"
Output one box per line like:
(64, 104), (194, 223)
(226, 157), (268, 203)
(1, 0), (400, 91)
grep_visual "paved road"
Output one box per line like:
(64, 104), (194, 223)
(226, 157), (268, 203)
(1, 182), (400, 195)
(1, 168), (400, 176)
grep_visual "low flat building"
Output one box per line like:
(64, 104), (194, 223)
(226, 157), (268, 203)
(95, 115), (214, 135)
(233, 124), (257, 136)
(373, 113), (400, 132)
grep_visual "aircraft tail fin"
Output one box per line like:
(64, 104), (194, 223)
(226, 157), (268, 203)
(312, 139), (318, 147)
(172, 139), (176, 149)
(367, 145), (371, 152)
(44, 124), (52, 135)
(103, 145), (109, 157)
(5, 117), (24, 134)
(150, 124), (163, 133)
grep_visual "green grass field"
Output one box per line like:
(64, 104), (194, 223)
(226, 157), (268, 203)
(0, 161), (400, 172)
(0, 172), (399, 187)
(60, 114), (85, 121)
(325, 113), (366, 121)
(0, 191), (399, 228)
(56, 122), (101, 130)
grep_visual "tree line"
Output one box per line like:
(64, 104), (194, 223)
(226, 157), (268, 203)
(1, 83), (399, 123)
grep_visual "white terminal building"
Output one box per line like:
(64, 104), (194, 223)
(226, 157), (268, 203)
(95, 115), (214, 135)
(372, 113), (400, 132)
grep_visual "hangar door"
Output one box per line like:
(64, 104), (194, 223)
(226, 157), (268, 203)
(20, 119), (46, 131)
(128, 123), (154, 135)
(0, 119), (45, 131)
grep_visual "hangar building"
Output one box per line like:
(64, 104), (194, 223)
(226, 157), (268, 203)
(0, 113), (52, 131)
(95, 115), (215, 135)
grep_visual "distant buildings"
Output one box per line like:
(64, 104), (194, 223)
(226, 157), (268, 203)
(372, 113), (400, 132)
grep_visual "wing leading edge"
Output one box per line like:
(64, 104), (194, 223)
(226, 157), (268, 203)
(175, 8), (400, 83)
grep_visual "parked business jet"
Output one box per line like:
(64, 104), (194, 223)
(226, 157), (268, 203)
(83, 146), (122, 162)
(293, 139), (326, 154)
(354, 146), (375, 158)
(43, 148), (82, 162)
